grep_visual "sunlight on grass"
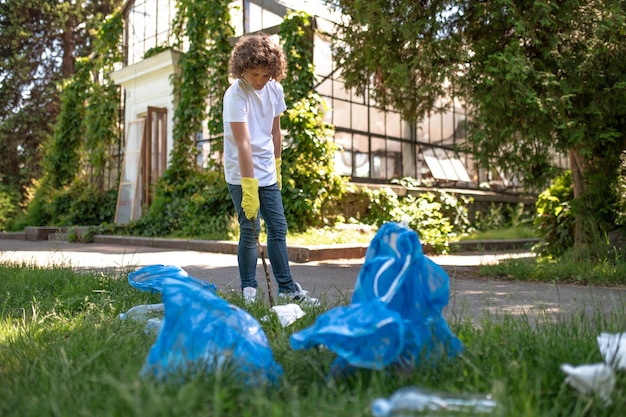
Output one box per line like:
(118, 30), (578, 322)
(458, 226), (539, 241)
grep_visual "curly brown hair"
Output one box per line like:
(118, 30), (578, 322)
(228, 33), (287, 82)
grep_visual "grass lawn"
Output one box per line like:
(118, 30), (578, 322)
(1, 262), (625, 417)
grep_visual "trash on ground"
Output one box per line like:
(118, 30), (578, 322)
(145, 317), (163, 334)
(560, 363), (615, 404)
(270, 303), (306, 327)
(371, 386), (497, 417)
(290, 221), (463, 373)
(128, 264), (217, 294)
(119, 303), (164, 322)
(597, 332), (626, 370)
(141, 277), (283, 385)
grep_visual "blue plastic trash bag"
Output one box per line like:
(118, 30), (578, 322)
(142, 277), (283, 385)
(290, 298), (404, 369)
(290, 221), (463, 372)
(128, 264), (217, 294)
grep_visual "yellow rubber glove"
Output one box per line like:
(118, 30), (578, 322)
(275, 158), (282, 190)
(241, 177), (259, 220)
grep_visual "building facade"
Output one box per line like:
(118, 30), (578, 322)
(111, 0), (559, 221)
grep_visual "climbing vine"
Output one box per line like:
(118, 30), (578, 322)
(167, 0), (233, 178)
(129, 0), (234, 237)
(279, 11), (347, 230)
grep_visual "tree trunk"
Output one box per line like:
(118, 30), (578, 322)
(569, 148), (584, 248)
(62, 12), (76, 78)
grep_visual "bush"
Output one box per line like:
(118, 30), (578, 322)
(534, 170), (574, 257)
(127, 168), (233, 238)
(0, 185), (20, 231)
(358, 187), (470, 254)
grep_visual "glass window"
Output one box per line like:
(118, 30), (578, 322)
(386, 111), (401, 138)
(402, 141), (416, 178)
(332, 99), (351, 129)
(334, 131), (352, 176)
(371, 136), (386, 179)
(386, 139), (402, 178)
(353, 134), (370, 177)
(370, 107), (385, 135)
(352, 103), (368, 131)
(429, 111), (444, 144)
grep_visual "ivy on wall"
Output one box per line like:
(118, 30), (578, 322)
(279, 11), (347, 231)
(167, 0), (234, 178)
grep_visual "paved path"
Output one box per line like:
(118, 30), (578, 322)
(1, 237), (625, 324)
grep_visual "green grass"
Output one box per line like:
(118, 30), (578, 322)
(458, 226), (540, 241)
(479, 254), (626, 286)
(1, 262), (625, 417)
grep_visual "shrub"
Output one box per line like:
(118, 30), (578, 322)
(534, 170), (574, 257)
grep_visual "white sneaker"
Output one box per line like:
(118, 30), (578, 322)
(243, 287), (257, 303)
(279, 282), (320, 306)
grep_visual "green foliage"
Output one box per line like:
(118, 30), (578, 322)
(128, 169), (232, 238)
(279, 11), (347, 231)
(534, 171), (574, 257)
(332, 0), (626, 250)
(473, 202), (534, 232)
(24, 9), (123, 227)
(168, 0), (233, 177)
(358, 187), (470, 254)
(615, 151), (626, 226)
(42, 67), (89, 189)
(0, 185), (20, 231)
(129, 0), (234, 238)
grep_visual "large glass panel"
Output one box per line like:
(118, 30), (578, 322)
(314, 36), (333, 80)
(333, 99), (351, 129)
(333, 131), (352, 176)
(370, 107), (385, 135)
(402, 142), (416, 178)
(422, 147), (447, 180)
(351, 103), (368, 131)
(435, 147), (459, 181)
(417, 116), (430, 143)
(317, 78), (332, 96)
(371, 136), (386, 179)
(386, 139), (402, 178)
(353, 134), (370, 177)
(332, 78), (350, 101)
(440, 110), (456, 146)
(429, 111), (444, 144)
(386, 111), (401, 138)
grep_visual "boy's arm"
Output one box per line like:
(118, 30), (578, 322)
(230, 121), (254, 178)
(272, 116), (282, 159)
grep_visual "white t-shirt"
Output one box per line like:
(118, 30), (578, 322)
(223, 78), (287, 186)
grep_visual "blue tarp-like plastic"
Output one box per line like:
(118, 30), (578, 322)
(128, 264), (217, 294)
(290, 222), (463, 372)
(141, 277), (283, 384)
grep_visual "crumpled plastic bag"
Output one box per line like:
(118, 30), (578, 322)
(128, 264), (217, 294)
(290, 221), (463, 372)
(561, 363), (615, 404)
(597, 332), (626, 370)
(270, 304), (306, 327)
(141, 277), (283, 385)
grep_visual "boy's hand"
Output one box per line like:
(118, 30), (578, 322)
(241, 177), (259, 219)
(275, 158), (282, 190)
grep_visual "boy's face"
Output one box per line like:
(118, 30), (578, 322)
(243, 67), (272, 90)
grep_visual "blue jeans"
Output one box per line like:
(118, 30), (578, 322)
(228, 182), (297, 293)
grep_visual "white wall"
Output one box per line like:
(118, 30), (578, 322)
(109, 49), (181, 166)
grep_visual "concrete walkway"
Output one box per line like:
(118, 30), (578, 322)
(1, 235), (625, 324)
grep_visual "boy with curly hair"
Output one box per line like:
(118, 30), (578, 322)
(223, 32), (317, 305)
